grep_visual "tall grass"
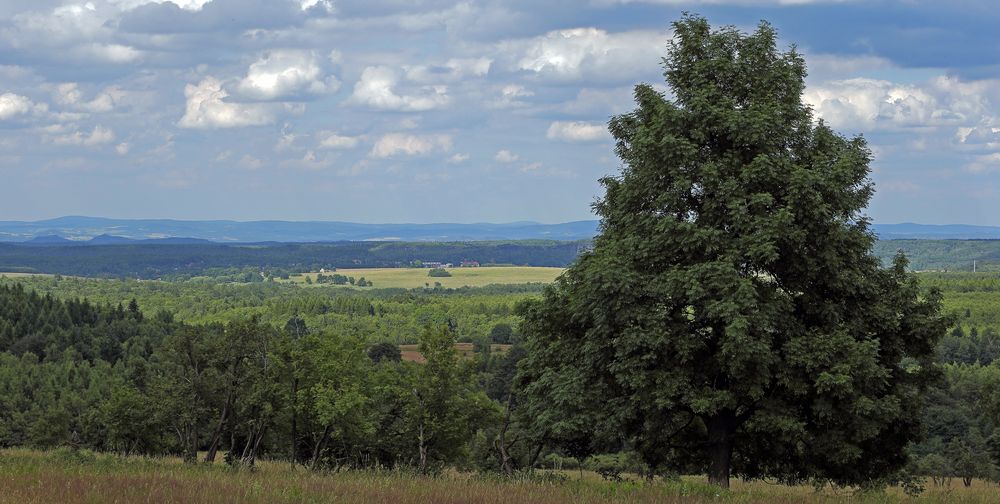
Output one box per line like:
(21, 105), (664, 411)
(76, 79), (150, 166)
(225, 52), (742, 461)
(0, 449), (995, 504)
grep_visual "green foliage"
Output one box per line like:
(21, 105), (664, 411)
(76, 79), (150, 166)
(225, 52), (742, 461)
(0, 279), (515, 472)
(0, 240), (586, 279)
(366, 342), (402, 363)
(428, 268), (452, 278)
(517, 15), (950, 489)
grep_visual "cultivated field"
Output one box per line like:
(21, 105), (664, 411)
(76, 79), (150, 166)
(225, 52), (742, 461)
(0, 449), (996, 504)
(289, 266), (564, 289)
(399, 342), (514, 363)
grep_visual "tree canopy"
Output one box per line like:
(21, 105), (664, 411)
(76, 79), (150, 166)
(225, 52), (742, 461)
(516, 15), (950, 488)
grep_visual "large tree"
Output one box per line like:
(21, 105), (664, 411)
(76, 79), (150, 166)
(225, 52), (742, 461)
(517, 15), (950, 488)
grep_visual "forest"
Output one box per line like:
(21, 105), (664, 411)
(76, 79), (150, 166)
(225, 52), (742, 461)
(0, 240), (588, 279)
(0, 267), (999, 491)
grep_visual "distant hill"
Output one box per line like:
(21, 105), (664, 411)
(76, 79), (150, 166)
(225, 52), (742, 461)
(4, 217), (1000, 244)
(24, 235), (75, 245)
(872, 223), (1000, 240)
(0, 216), (601, 243)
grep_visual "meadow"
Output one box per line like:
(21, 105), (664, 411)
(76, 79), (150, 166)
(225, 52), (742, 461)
(288, 266), (564, 289)
(1, 449), (998, 504)
(0, 270), (998, 502)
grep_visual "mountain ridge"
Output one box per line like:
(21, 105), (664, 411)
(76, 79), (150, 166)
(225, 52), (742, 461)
(2, 217), (1000, 243)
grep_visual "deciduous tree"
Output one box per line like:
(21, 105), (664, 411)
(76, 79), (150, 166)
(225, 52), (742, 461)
(517, 15), (950, 488)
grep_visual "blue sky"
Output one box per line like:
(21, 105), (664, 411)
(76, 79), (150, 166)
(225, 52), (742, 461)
(1, 0), (998, 224)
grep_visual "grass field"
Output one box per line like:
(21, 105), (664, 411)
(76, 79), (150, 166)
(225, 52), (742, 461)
(1, 449), (997, 504)
(288, 266), (564, 289)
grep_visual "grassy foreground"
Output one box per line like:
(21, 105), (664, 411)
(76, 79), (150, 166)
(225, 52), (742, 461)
(1, 449), (997, 504)
(289, 266), (563, 289)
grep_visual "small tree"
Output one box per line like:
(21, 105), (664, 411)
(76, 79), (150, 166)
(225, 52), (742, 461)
(367, 342), (402, 363)
(517, 15), (950, 489)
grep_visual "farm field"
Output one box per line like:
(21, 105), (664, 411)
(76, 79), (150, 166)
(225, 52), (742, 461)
(399, 342), (514, 363)
(1, 449), (997, 504)
(289, 266), (564, 289)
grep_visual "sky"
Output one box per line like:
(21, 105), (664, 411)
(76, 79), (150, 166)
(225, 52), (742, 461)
(1, 0), (999, 224)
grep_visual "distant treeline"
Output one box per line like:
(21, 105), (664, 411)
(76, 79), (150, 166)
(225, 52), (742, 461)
(0, 240), (589, 279)
(2, 238), (996, 279)
(873, 239), (1000, 272)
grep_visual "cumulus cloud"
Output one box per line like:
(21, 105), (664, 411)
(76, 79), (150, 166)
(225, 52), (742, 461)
(804, 76), (995, 132)
(236, 50), (339, 100)
(370, 133), (452, 158)
(5, 5), (143, 65)
(546, 121), (608, 142)
(965, 153), (1000, 173)
(494, 149), (519, 163)
(405, 58), (492, 83)
(957, 125), (1000, 148)
(317, 131), (361, 150)
(490, 84), (534, 108)
(0, 93), (35, 120)
(108, 0), (213, 10)
(54, 83), (122, 113)
(500, 27), (666, 82)
(179, 77), (275, 129)
(349, 66), (449, 111)
(53, 125), (116, 146)
(448, 153), (470, 164)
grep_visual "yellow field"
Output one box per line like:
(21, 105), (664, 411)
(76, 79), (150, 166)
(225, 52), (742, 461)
(289, 266), (564, 289)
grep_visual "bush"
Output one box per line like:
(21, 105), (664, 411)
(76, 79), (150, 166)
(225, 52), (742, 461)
(583, 453), (646, 481)
(367, 342), (402, 363)
(428, 268), (452, 277)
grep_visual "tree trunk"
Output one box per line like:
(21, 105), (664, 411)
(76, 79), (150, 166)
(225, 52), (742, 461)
(494, 394), (516, 475)
(418, 423), (428, 475)
(290, 377), (298, 468)
(204, 388), (235, 463)
(706, 412), (736, 489)
(310, 425), (331, 470)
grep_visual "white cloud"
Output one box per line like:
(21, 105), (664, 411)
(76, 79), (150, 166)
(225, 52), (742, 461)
(0, 93), (34, 120)
(81, 43), (142, 64)
(405, 57), (492, 83)
(108, 0), (212, 10)
(53, 125), (116, 146)
(520, 162), (543, 173)
(448, 153), (470, 164)
(179, 77), (275, 129)
(370, 133), (452, 158)
(546, 120), (608, 142)
(957, 125), (1000, 148)
(54, 83), (121, 113)
(494, 149), (519, 163)
(115, 142), (130, 155)
(965, 153), (1000, 173)
(239, 154), (264, 170)
(349, 66), (449, 111)
(236, 50), (339, 100)
(804, 76), (996, 132)
(502, 27), (666, 82)
(490, 84), (534, 108)
(317, 131), (361, 150)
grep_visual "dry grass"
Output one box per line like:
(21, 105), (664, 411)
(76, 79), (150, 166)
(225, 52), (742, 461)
(287, 266), (563, 289)
(399, 342), (513, 363)
(0, 449), (997, 504)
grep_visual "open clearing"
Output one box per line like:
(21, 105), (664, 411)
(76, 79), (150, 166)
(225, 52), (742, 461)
(1, 449), (996, 504)
(399, 342), (514, 363)
(289, 266), (563, 289)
